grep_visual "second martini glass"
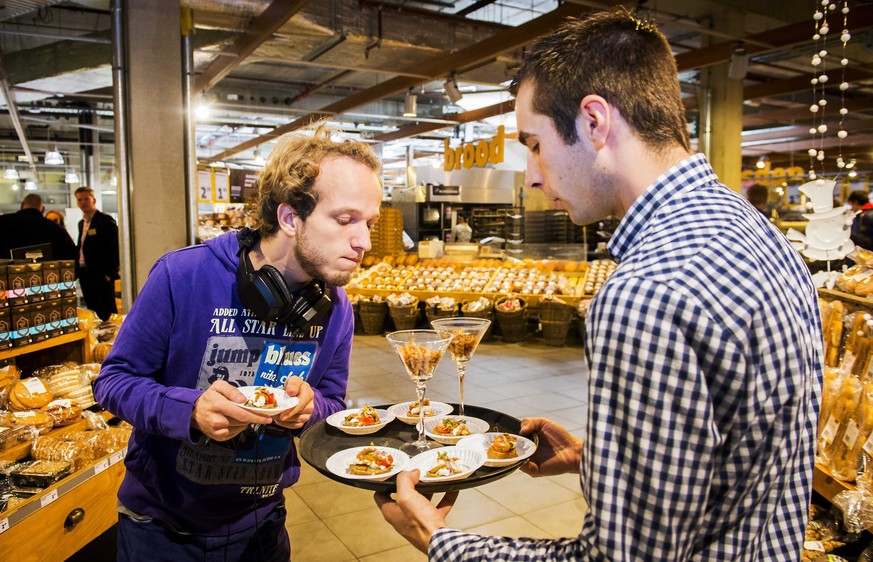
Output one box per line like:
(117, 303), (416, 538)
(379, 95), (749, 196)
(429, 317), (491, 416)
(386, 329), (452, 454)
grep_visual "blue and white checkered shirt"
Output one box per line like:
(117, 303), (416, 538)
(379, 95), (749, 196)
(430, 154), (822, 561)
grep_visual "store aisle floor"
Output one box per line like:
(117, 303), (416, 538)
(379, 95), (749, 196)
(285, 334), (590, 562)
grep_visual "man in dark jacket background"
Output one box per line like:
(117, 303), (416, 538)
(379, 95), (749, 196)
(75, 186), (119, 320)
(848, 190), (873, 250)
(0, 193), (77, 260)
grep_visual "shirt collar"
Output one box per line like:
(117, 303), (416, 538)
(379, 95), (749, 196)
(608, 153), (720, 262)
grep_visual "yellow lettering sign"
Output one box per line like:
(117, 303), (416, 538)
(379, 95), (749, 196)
(443, 125), (505, 171)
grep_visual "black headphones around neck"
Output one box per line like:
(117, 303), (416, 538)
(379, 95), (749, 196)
(236, 228), (332, 333)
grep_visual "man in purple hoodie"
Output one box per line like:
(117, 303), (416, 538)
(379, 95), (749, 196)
(94, 126), (383, 561)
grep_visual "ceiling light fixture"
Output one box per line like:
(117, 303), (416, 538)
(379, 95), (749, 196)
(728, 44), (749, 80)
(24, 180), (37, 191)
(253, 148), (265, 165)
(4, 167), (19, 180)
(44, 146), (64, 166)
(444, 74), (463, 104)
(65, 170), (80, 184)
(403, 89), (417, 117)
(756, 155), (768, 169)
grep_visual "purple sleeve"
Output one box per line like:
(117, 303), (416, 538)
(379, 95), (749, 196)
(93, 258), (202, 442)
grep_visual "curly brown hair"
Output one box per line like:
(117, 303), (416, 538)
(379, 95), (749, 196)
(254, 125), (382, 238)
(509, 9), (690, 154)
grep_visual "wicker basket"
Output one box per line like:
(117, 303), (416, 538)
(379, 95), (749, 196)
(359, 300), (388, 335)
(494, 296), (528, 343)
(425, 304), (458, 324)
(352, 301), (364, 335)
(538, 301), (575, 346)
(461, 300), (494, 340)
(388, 298), (420, 331)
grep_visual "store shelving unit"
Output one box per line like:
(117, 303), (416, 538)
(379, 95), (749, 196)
(0, 330), (124, 560)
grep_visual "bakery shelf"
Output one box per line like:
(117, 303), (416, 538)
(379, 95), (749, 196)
(0, 330), (88, 362)
(0, 411), (114, 463)
(0, 446), (126, 531)
(0, 450), (126, 560)
(813, 463), (854, 504)
(818, 288), (873, 308)
(0, 330), (91, 363)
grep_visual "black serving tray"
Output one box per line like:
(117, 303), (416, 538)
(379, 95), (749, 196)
(298, 404), (536, 493)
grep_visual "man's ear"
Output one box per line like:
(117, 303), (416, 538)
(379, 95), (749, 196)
(276, 203), (300, 237)
(579, 94), (611, 150)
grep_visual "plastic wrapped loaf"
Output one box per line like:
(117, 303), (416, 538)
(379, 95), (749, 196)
(818, 373), (862, 466)
(830, 381), (873, 481)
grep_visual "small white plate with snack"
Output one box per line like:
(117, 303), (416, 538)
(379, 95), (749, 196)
(236, 386), (299, 416)
(457, 432), (537, 467)
(326, 405), (394, 435)
(387, 399), (453, 425)
(423, 415), (489, 444)
(406, 446), (485, 483)
(325, 446), (410, 482)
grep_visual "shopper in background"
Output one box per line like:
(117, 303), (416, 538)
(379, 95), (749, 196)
(376, 9), (821, 561)
(93, 126), (383, 562)
(0, 193), (76, 260)
(746, 183), (769, 214)
(848, 189), (873, 250)
(45, 209), (66, 227)
(449, 211), (472, 243)
(75, 186), (120, 320)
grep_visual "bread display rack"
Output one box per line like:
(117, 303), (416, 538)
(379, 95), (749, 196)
(814, 288), (873, 504)
(0, 329), (125, 561)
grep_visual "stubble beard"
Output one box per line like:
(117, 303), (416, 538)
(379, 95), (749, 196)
(294, 229), (355, 287)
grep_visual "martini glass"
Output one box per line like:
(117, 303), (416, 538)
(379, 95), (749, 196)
(386, 329), (453, 454)
(429, 317), (491, 416)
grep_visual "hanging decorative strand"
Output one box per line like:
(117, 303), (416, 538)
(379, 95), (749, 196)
(809, 1), (852, 182)
(835, 0), (851, 178)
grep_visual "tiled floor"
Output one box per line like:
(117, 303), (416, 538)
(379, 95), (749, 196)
(285, 332), (590, 561)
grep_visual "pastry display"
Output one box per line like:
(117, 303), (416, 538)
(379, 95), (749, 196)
(41, 399), (83, 427)
(8, 377), (53, 411)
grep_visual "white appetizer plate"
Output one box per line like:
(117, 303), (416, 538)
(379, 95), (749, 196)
(387, 401), (453, 425)
(325, 446), (410, 482)
(457, 432), (538, 467)
(407, 446), (485, 482)
(326, 408), (394, 435)
(423, 415), (490, 444)
(236, 386), (299, 416)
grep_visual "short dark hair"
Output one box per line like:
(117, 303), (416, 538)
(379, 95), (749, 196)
(21, 193), (42, 209)
(848, 190), (869, 206)
(74, 186), (95, 196)
(509, 9), (690, 154)
(254, 125), (381, 238)
(746, 184), (769, 207)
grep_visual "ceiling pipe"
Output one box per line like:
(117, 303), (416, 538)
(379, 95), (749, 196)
(0, 49), (37, 175)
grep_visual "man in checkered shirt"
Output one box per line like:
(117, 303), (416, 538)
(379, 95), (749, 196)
(376, 9), (822, 561)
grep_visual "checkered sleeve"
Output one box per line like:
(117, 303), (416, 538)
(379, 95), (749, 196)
(430, 528), (588, 561)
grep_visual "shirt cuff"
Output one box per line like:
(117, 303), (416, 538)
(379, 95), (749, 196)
(160, 387), (203, 442)
(429, 527), (470, 562)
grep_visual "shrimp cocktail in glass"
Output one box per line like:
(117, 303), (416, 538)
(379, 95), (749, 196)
(385, 329), (452, 454)
(429, 317), (491, 416)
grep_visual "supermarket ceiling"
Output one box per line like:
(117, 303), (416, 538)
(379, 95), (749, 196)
(0, 0), (872, 189)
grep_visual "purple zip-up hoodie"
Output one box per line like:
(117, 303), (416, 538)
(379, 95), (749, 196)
(93, 230), (352, 535)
